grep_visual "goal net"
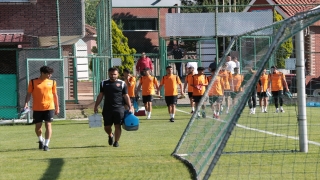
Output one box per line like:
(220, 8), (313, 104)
(173, 8), (320, 180)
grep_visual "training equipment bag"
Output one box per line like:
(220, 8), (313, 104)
(122, 110), (139, 131)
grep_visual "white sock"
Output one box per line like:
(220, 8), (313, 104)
(192, 107), (195, 111)
(170, 114), (173, 118)
(265, 106), (267, 111)
(44, 139), (50, 147)
(145, 111), (149, 115)
(253, 108), (256, 112)
(38, 136), (43, 142)
(172, 114), (175, 118)
(216, 112), (219, 116)
(280, 106), (283, 110)
(148, 112), (151, 117)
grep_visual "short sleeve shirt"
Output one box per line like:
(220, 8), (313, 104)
(125, 76), (136, 97)
(192, 74), (208, 96)
(207, 75), (224, 96)
(140, 75), (158, 96)
(27, 78), (57, 111)
(257, 74), (268, 92)
(160, 74), (181, 96)
(185, 73), (194, 93)
(100, 79), (127, 111)
(269, 72), (285, 91)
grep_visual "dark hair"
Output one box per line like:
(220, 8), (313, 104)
(166, 66), (172, 69)
(108, 67), (119, 72)
(40, 66), (54, 74)
(123, 68), (130, 73)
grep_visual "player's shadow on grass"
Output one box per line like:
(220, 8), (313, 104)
(40, 158), (64, 180)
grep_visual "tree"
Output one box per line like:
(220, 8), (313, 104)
(274, 10), (293, 68)
(111, 20), (136, 74)
(85, 0), (136, 74)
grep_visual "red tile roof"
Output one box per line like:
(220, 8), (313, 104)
(85, 24), (96, 36)
(273, 0), (319, 16)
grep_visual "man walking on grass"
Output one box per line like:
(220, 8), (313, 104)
(24, 66), (60, 151)
(94, 67), (133, 147)
(159, 66), (184, 122)
(191, 67), (208, 118)
(136, 67), (159, 119)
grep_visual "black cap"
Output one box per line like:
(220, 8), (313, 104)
(197, 67), (205, 71)
(143, 67), (150, 71)
(271, 65), (277, 69)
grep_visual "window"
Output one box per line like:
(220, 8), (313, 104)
(121, 19), (158, 31)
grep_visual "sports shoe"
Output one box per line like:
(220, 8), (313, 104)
(190, 110), (194, 114)
(38, 141), (44, 150)
(264, 110), (268, 113)
(202, 112), (206, 118)
(170, 118), (175, 122)
(261, 108), (264, 113)
(43, 146), (49, 151)
(275, 109), (279, 113)
(108, 133), (114, 146)
(113, 141), (119, 147)
(197, 112), (201, 117)
(280, 109), (285, 113)
(146, 116), (151, 119)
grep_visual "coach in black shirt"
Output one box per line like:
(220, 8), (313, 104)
(94, 67), (133, 147)
(171, 44), (185, 79)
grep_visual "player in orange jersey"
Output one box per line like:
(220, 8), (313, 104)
(230, 67), (243, 105)
(159, 66), (184, 122)
(184, 65), (196, 114)
(257, 68), (269, 113)
(219, 63), (233, 114)
(207, 68), (224, 119)
(24, 66), (60, 151)
(123, 68), (136, 109)
(268, 66), (289, 113)
(136, 67), (159, 119)
(191, 67), (208, 118)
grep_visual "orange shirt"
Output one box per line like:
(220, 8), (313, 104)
(269, 72), (285, 91)
(219, 70), (232, 90)
(191, 74), (208, 96)
(125, 76), (136, 97)
(232, 74), (243, 92)
(140, 75), (158, 96)
(207, 75), (224, 96)
(160, 74), (181, 96)
(27, 78), (57, 111)
(257, 74), (268, 92)
(185, 73), (194, 92)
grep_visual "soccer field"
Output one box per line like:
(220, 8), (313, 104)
(0, 106), (320, 180)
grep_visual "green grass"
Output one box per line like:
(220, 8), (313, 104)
(1, 105), (320, 180)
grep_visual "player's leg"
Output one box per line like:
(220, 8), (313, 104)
(42, 110), (54, 151)
(33, 111), (44, 149)
(112, 110), (124, 147)
(279, 90), (285, 112)
(103, 111), (114, 146)
(252, 92), (257, 114)
(272, 91), (279, 112)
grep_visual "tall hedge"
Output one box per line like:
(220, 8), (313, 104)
(274, 10), (293, 68)
(111, 20), (136, 74)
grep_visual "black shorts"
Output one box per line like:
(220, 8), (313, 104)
(102, 109), (124, 126)
(272, 90), (283, 98)
(193, 95), (202, 103)
(224, 91), (231, 97)
(231, 92), (239, 99)
(142, 95), (153, 103)
(209, 96), (223, 105)
(188, 92), (193, 98)
(32, 110), (55, 124)
(165, 96), (178, 106)
(257, 92), (267, 98)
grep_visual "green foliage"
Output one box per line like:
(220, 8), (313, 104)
(85, 0), (99, 27)
(85, 1), (136, 74)
(111, 20), (136, 75)
(274, 10), (293, 68)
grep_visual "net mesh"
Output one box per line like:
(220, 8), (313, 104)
(172, 8), (320, 180)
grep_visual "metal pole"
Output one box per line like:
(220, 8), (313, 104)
(295, 30), (308, 152)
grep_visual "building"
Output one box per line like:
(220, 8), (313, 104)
(244, 0), (320, 92)
(112, 0), (181, 53)
(0, 0), (84, 118)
